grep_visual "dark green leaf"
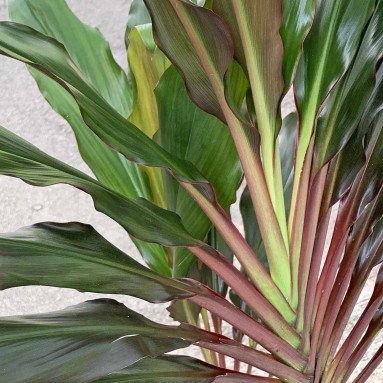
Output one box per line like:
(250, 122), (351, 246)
(0, 222), (201, 302)
(144, 0), (233, 121)
(7, 0), (170, 273)
(0, 22), (222, 224)
(0, 124), (201, 249)
(0, 299), (195, 383)
(314, 0), (383, 168)
(240, 187), (268, 271)
(155, 66), (241, 276)
(94, 355), (227, 383)
(280, 0), (315, 90)
(295, 0), (375, 156)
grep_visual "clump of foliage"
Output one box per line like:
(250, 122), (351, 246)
(0, 0), (382, 382)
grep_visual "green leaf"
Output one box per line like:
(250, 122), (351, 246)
(212, 1), (288, 244)
(0, 222), (201, 302)
(239, 186), (268, 272)
(128, 24), (170, 209)
(279, 112), (297, 215)
(8, 0), (132, 116)
(125, 0), (151, 47)
(155, 66), (241, 276)
(7, 0), (170, 273)
(94, 355), (227, 383)
(0, 21), (218, 207)
(295, 0), (375, 169)
(0, 299), (195, 383)
(213, 0), (284, 140)
(0, 124), (201, 249)
(240, 113), (296, 270)
(144, 0), (233, 122)
(280, 0), (315, 90)
(314, 0), (383, 169)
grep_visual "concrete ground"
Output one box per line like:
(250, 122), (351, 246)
(0, 1), (381, 380)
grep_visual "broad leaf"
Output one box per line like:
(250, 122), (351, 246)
(314, 1), (383, 168)
(144, 0), (233, 122)
(280, 0), (315, 90)
(295, 0), (374, 163)
(0, 22), (221, 209)
(0, 299), (196, 383)
(0, 124), (202, 249)
(7, 0), (170, 273)
(155, 66), (241, 276)
(94, 355), (256, 383)
(213, 0), (284, 141)
(0, 222), (201, 302)
(127, 24), (170, 209)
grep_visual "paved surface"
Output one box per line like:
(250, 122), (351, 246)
(0, 1), (381, 380)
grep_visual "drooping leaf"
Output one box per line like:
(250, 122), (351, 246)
(94, 355), (228, 383)
(0, 124), (201, 249)
(0, 299), (195, 383)
(280, 0), (315, 90)
(94, 354), (261, 383)
(144, 0), (233, 122)
(314, 0), (383, 169)
(155, 66), (241, 276)
(0, 222), (201, 302)
(7, 0), (170, 273)
(0, 22), (220, 209)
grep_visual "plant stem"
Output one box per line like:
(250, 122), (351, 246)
(296, 164), (328, 332)
(170, 0), (291, 299)
(183, 186), (295, 321)
(186, 246), (298, 337)
(301, 208), (332, 357)
(188, 283), (305, 369)
(197, 338), (309, 383)
(181, 300), (215, 365)
(289, 138), (314, 309)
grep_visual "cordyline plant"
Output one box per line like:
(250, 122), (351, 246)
(0, 0), (382, 382)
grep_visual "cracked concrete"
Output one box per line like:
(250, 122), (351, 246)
(0, 1), (381, 380)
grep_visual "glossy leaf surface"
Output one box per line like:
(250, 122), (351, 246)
(145, 0), (233, 121)
(94, 355), (227, 383)
(295, 0), (374, 153)
(280, 0), (315, 90)
(315, 1), (383, 168)
(156, 66), (241, 276)
(0, 222), (200, 302)
(0, 299), (193, 383)
(0, 125), (201, 248)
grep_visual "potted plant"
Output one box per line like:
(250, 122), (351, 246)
(0, 0), (382, 381)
